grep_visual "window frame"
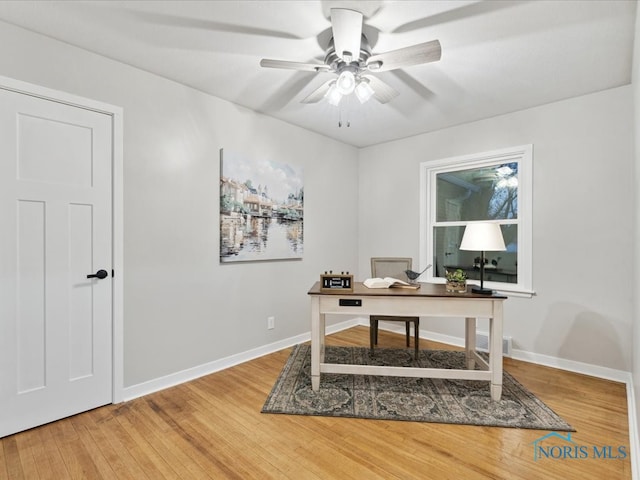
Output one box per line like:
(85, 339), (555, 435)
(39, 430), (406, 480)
(419, 144), (534, 297)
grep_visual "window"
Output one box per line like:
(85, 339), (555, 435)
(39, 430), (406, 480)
(419, 145), (533, 296)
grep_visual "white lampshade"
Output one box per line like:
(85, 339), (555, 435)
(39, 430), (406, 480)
(459, 223), (506, 252)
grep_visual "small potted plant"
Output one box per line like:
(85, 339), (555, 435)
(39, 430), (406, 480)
(445, 268), (467, 293)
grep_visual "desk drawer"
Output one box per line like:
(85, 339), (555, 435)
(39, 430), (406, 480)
(316, 295), (496, 317)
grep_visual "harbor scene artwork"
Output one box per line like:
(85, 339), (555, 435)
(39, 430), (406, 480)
(220, 149), (303, 262)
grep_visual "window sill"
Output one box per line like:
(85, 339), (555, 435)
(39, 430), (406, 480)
(494, 288), (535, 298)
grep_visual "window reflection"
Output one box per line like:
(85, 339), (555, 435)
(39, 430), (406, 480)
(436, 163), (518, 222)
(434, 162), (519, 285)
(433, 225), (518, 284)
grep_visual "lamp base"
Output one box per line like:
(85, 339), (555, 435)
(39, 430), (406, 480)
(471, 286), (493, 295)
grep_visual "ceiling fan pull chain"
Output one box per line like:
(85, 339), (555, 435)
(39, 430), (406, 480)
(338, 109), (350, 128)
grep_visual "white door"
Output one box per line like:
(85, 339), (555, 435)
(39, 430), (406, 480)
(0, 87), (113, 437)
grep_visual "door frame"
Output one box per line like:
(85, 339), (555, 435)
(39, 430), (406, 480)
(0, 74), (124, 403)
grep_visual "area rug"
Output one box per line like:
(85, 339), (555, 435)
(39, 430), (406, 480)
(262, 345), (573, 431)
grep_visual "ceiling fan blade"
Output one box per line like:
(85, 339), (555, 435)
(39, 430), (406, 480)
(130, 10), (304, 40)
(260, 59), (332, 73)
(301, 80), (335, 104)
(366, 40), (442, 72)
(330, 8), (363, 61)
(362, 75), (399, 104)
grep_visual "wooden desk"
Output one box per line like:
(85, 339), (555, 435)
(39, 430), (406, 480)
(307, 282), (507, 401)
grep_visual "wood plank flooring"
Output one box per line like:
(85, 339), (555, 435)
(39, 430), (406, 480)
(0, 326), (632, 479)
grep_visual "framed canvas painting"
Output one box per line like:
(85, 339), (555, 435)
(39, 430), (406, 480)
(220, 149), (303, 263)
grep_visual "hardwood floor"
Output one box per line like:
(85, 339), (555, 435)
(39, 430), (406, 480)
(1, 326), (632, 479)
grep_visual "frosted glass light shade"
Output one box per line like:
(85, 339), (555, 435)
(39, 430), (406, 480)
(355, 79), (374, 103)
(459, 223), (506, 251)
(335, 71), (356, 95)
(324, 83), (343, 106)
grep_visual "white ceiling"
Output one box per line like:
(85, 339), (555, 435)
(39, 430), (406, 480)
(0, 0), (636, 148)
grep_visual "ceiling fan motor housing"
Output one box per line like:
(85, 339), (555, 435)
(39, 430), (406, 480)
(324, 35), (372, 78)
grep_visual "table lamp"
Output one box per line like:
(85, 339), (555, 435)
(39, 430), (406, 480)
(459, 222), (506, 295)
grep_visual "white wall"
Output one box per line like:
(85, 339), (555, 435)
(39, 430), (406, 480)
(359, 86), (635, 372)
(0, 21), (360, 387)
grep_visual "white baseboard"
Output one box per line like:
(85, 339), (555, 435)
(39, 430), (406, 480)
(122, 318), (360, 401)
(369, 317), (632, 382)
(509, 348), (631, 383)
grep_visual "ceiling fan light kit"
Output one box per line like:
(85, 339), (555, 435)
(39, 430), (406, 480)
(324, 70), (375, 107)
(260, 8), (441, 109)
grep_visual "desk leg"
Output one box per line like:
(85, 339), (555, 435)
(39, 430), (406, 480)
(320, 313), (326, 362)
(489, 301), (504, 401)
(311, 297), (322, 391)
(465, 317), (476, 369)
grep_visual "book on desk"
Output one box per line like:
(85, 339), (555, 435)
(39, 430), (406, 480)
(363, 277), (420, 290)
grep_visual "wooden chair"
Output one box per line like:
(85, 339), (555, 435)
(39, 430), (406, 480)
(369, 257), (420, 359)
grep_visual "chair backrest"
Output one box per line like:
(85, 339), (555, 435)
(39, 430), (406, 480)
(371, 257), (412, 281)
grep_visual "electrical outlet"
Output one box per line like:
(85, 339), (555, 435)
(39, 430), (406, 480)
(267, 316), (275, 330)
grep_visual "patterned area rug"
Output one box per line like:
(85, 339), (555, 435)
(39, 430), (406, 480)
(262, 345), (573, 431)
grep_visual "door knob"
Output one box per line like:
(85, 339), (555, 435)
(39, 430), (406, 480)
(87, 269), (109, 279)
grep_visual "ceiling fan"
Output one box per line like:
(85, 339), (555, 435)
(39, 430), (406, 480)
(260, 8), (441, 106)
